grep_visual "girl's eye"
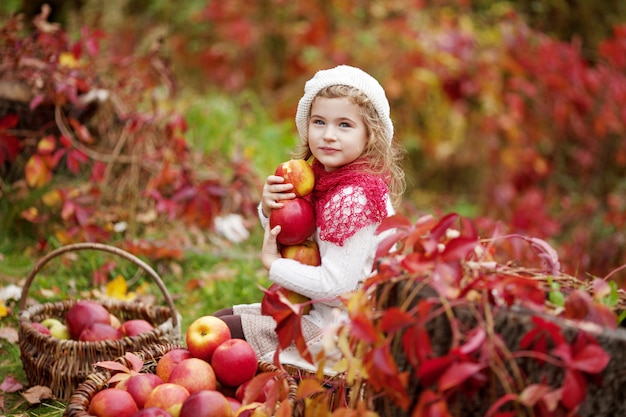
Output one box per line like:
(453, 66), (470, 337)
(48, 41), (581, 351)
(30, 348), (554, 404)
(311, 119), (325, 125)
(339, 122), (351, 128)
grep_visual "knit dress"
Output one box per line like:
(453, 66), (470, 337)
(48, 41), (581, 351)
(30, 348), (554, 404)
(233, 160), (394, 373)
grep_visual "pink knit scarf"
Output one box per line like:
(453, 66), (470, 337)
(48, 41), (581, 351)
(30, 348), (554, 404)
(310, 159), (389, 246)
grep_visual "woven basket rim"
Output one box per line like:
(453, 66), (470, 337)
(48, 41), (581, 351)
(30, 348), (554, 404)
(18, 242), (179, 327)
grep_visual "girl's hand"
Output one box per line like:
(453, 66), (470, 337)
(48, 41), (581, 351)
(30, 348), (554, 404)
(261, 175), (295, 217)
(261, 224), (282, 270)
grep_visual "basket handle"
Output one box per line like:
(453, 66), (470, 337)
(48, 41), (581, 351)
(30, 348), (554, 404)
(18, 242), (179, 328)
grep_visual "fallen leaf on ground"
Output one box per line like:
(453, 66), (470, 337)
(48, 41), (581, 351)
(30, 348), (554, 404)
(0, 327), (18, 343)
(21, 385), (53, 404)
(0, 376), (23, 392)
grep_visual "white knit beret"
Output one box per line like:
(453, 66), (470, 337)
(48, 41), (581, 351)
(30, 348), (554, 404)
(295, 65), (394, 144)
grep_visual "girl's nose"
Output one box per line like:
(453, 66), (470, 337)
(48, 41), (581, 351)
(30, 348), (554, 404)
(323, 126), (337, 141)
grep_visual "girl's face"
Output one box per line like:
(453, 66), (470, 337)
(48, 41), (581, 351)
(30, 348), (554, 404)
(308, 96), (368, 171)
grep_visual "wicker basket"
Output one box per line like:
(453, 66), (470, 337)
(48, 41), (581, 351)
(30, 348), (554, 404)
(371, 275), (626, 417)
(63, 343), (299, 417)
(17, 242), (182, 401)
(281, 364), (373, 416)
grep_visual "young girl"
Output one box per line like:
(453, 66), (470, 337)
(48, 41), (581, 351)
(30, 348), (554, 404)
(215, 65), (405, 372)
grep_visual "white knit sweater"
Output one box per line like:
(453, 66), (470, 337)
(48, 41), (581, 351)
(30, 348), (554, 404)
(235, 186), (394, 373)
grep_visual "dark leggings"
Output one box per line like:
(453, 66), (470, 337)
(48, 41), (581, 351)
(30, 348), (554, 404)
(213, 308), (245, 340)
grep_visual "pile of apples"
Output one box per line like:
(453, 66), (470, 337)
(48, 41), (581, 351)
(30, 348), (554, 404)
(31, 300), (155, 342)
(267, 159), (321, 311)
(87, 315), (278, 417)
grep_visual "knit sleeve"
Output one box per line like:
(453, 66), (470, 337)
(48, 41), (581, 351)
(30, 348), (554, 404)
(269, 222), (380, 304)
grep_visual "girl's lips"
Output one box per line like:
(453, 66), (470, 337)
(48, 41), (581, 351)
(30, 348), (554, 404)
(319, 147), (338, 153)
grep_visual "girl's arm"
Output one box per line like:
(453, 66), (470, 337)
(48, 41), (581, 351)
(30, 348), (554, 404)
(264, 223), (381, 302)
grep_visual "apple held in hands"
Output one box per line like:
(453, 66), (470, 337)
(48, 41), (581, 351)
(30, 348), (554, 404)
(274, 159), (315, 197)
(280, 240), (321, 266)
(269, 198), (316, 246)
(185, 316), (231, 362)
(211, 339), (258, 387)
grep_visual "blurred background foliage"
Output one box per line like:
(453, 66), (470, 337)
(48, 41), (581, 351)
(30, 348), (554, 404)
(1, 0), (625, 283)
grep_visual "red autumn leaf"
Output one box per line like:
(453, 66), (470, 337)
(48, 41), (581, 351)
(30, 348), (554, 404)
(260, 285), (313, 364)
(417, 354), (457, 386)
(69, 118), (94, 144)
(65, 148), (89, 174)
(380, 307), (415, 334)
(567, 343), (610, 374)
(438, 361), (484, 391)
(375, 214), (414, 257)
(0, 134), (20, 165)
(560, 368), (587, 410)
(459, 327), (486, 356)
(402, 323), (433, 369)
(0, 375), (23, 392)
(350, 314), (381, 344)
(440, 236), (479, 262)
(412, 390), (452, 417)
(363, 344), (410, 410)
(563, 290), (593, 321)
(519, 316), (565, 354)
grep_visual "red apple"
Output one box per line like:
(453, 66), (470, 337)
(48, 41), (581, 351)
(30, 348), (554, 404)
(185, 316), (231, 362)
(32, 322), (51, 336)
(211, 339), (258, 387)
(79, 322), (121, 342)
(120, 373), (164, 408)
(269, 198), (316, 246)
(120, 319), (154, 337)
(156, 348), (193, 382)
(235, 377), (280, 404)
(274, 159), (315, 197)
(144, 383), (190, 417)
(168, 358), (217, 394)
(66, 300), (111, 340)
(130, 407), (173, 417)
(88, 387), (139, 417)
(179, 390), (232, 417)
(280, 239), (321, 266)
